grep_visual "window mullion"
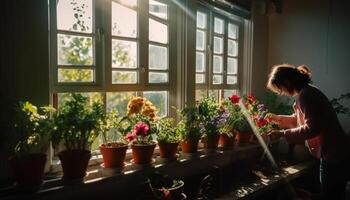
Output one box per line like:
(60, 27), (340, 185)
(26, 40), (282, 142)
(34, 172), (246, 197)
(139, 0), (149, 90)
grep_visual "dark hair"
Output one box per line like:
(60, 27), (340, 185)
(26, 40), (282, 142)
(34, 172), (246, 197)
(267, 64), (312, 94)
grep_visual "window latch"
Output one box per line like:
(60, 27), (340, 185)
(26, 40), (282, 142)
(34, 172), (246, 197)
(97, 28), (104, 41)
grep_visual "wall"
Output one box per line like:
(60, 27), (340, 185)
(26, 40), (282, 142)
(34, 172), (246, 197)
(267, 0), (350, 132)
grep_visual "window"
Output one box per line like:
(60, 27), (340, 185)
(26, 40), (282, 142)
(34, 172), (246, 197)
(195, 5), (243, 102)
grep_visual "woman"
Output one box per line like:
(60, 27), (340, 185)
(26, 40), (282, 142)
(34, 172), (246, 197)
(266, 64), (350, 200)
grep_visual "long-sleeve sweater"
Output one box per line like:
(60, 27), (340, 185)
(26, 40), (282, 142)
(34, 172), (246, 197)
(281, 85), (350, 162)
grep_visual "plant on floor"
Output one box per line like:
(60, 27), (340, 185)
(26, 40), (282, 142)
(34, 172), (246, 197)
(148, 171), (184, 200)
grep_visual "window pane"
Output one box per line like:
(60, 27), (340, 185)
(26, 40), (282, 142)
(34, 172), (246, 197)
(149, 0), (168, 20)
(209, 90), (219, 101)
(112, 71), (137, 84)
(196, 30), (206, 51)
(223, 89), (238, 99)
(228, 40), (238, 56)
(195, 89), (207, 101)
(227, 75), (237, 84)
(149, 45), (167, 70)
(213, 37), (223, 54)
(143, 91), (168, 117)
(57, 92), (103, 107)
(112, 39), (137, 68)
(213, 75), (223, 85)
(57, 0), (92, 33)
(58, 68), (93, 82)
(149, 72), (168, 83)
(214, 17), (224, 34)
(228, 23), (238, 39)
(213, 56), (223, 73)
(58, 34), (93, 65)
(196, 52), (205, 72)
(197, 12), (206, 29)
(107, 92), (136, 115)
(112, 2), (137, 37)
(149, 19), (168, 44)
(196, 74), (205, 84)
(227, 57), (238, 74)
(117, 0), (137, 7)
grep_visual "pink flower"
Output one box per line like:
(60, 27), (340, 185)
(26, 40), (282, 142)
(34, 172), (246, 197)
(125, 132), (136, 142)
(229, 95), (240, 104)
(133, 122), (150, 136)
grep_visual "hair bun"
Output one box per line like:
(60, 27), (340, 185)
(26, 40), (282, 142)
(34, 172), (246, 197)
(297, 65), (312, 77)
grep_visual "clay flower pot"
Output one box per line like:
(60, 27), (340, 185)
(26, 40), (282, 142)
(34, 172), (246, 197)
(219, 133), (235, 148)
(58, 150), (91, 181)
(9, 153), (46, 192)
(202, 135), (220, 149)
(235, 131), (253, 144)
(100, 142), (128, 168)
(158, 142), (179, 160)
(181, 139), (199, 153)
(131, 143), (156, 165)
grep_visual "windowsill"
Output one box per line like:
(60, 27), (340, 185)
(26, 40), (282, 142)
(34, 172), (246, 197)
(1, 140), (314, 199)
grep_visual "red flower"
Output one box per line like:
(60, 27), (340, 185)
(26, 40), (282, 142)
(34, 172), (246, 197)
(256, 118), (268, 127)
(229, 95), (240, 104)
(247, 94), (255, 103)
(133, 122), (150, 136)
(125, 132), (136, 142)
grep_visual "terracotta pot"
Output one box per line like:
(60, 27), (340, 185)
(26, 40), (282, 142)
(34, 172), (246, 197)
(181, 139), (199, 153)
(219, 134), (235, 148)
(100, 142), (128, 168)
(235, 131), (253, 144)
(58, 150), (91, 181)
(131, 143), (156, 165)
(202, 135), (220, 149)
(158, 142), (179, 160)
(9, 153), (46, 192)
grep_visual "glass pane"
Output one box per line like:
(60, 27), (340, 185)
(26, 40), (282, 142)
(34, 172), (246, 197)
(209, 90), (219, 101)
(149, 19), (168, 44)
(228, 23), (238, 39)
(58, 68), (93, 82)
(112, 71), (137, 84)
(57, 0), (93, 33)
(112, 39), (137, 68)
(143, 91), (168, 117)
(195, 89), (207, 101)
(196, 30), (206, 51)
(213, 75), (223, 85)
(197, 12), (206, 29)
(107, 92), (136, 115)
(227, 58), (238, 74)
(57, 92), (102, 108)
(228, 40), (238, 56)
(149, 72), (168, 83)
(149, 45), (167, 70)
(149, 0), (168, 20)
(227, 76), (237, 84)
(214, 17), (224, 34)
(58, 34), (93, 65)
(196, 74), (205, 84)
(224, 89), (238, 99)
(112, 2), (137, 37)
(213, 56), (223, 73)
(213, 37), (223, 54)
(117, 0), (137, 7)
(196, 52), (205, 72)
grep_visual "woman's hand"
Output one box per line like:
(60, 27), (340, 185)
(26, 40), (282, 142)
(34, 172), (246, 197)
(266, 113), (280, 124)
(267, 130), (285, 140)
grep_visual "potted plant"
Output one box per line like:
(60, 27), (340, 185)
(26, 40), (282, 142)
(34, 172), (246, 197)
(177, 107), (201, 154)
(198, 97), (227, 150)
(124, 97), (157, 165)
(9, 101), (54, 192)
(148, 171), (185, 200)
(99, 110), (128, 169)
(157, 118), (180, 161)
(219, 96), (240, 148)
(50, 94), (104, 182)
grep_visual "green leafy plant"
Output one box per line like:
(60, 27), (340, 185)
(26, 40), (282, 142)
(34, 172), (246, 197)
(50, 93), (104, 151)
(157, 118), (180, 144)
(262, 92), (294, 115)
(331, 93), (350, 116)
(12, 101), (55, 156)
(148, 171), (184, 200)
(176, 107), (201, 141)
